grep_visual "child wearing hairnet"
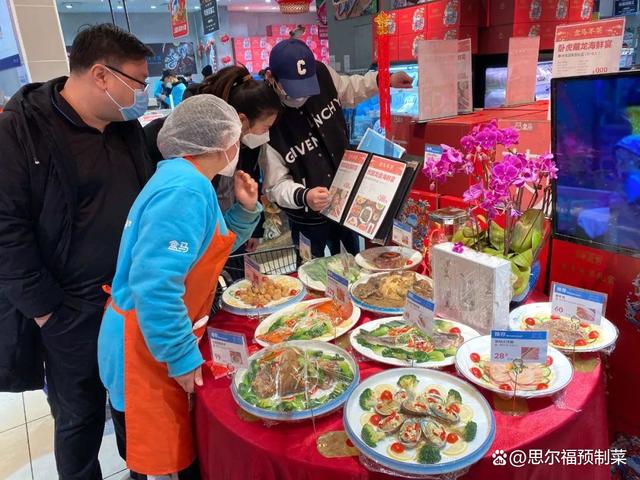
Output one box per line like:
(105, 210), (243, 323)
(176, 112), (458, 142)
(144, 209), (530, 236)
(97, 95), (262, 479)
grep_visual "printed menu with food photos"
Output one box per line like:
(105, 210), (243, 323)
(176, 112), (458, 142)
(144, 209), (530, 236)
(343, 155), (407, 240)
(322, 150), (368, 223)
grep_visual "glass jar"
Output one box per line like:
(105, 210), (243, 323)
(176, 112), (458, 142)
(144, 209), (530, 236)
(428, 207), (468, 245)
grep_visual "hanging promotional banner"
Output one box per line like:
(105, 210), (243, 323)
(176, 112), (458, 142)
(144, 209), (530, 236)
(552, 18), (625, 78)
(614, 0), (638, 16)
(457, 38), (473, 114)
(505, 36), (540, 106)
(200, 0), (219, 35)
(169, 0), (189, 39)
(418, 39), (458, 121)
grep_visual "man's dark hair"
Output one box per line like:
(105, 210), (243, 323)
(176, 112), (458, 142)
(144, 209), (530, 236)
(69, 23), (153, 72)
(201, 65), (213, 78)
(161, 70), (175, 81)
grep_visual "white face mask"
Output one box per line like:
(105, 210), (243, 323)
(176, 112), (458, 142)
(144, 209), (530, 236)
(242, 131), (270, 149)
(219, 143), (240, 177)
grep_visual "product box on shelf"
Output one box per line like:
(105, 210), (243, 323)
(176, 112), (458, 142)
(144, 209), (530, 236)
(373, 32), (400, 62)
(490, 0), (545, 26)
(266, 24), (319, 36)
(431, 242), (512, 335)
(397, 4), (427, 36)
(426, 26), (478, 53)
(542, 0), (593, 22)
(427, 0), (481, 29)
(397, 32), (424, 61)
(479, 21), (560, 54)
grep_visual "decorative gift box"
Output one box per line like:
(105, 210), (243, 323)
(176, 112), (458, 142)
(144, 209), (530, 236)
(431, 242), (512, 334)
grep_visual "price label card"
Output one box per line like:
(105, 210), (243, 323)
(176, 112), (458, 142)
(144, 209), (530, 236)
(551, 282), (607, 325)
(392, 220), (413, 248)
(208, 327), (249, 373)
(490, 330), (548, 364)
(339, 241), (351, 274)
(326, 269), (350, 309)
(299, 233), (312, 263)
(403, 290), (435, 336)
(424, 144), (443, 166)
(244, 256), (264, 286)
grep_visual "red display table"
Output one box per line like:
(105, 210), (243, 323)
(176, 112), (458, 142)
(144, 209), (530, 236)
(195, 301), (609, 480)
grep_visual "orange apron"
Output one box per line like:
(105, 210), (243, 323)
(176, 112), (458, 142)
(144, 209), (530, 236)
(110, 162), (237, 475)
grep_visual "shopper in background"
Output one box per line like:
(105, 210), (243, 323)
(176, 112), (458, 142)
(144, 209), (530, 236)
(98, 95), (261, 479)
(165, 72), (187, 108)
(201, 64), (214, 79)
(154, 68), (174, 108)
(144, 65), (281, 254)
(0, 24), (153, 479)
(263, 39), (413, 257)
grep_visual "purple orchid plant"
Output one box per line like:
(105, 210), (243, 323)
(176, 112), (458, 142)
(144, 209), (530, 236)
(423, 120), (558, 297)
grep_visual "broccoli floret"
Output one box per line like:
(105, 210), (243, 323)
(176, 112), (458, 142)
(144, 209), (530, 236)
(359, 388), (375, 410)
(447, 388), (463, 405)
(463, 421), (477, 442)
(417, 444), (442, 464)
(412, 350), (431, 363)
(397, 374), (418, 390)
(361, 424), (385, 447)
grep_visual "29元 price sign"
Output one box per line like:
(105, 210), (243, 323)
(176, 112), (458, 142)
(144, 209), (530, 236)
(490, 330), (548, 364)
(552, 18), (625, 78)
(551, 282), (607, 325)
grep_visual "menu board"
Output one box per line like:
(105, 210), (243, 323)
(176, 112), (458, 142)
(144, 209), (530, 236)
(344, 155), (406, 240)
(323, 150), (367, 222)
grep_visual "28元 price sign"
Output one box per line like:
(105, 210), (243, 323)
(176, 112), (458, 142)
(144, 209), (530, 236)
(491, 330), (548, 364)
(551, 282), (607, 325)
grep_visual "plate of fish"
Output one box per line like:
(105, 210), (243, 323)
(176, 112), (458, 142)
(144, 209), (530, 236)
(355, 247), (423, 272)
(222, 276), (306, 316)
(509, 302), (618, 352)
(350, 317), (480, 368)
(455, 335), (574, 398)
(232, 341), (359, 421)
(350, 271), (433, 315)
(254, 298), (361, 347)
(343, 368), (495, 475)
(298, 254), (361, 293)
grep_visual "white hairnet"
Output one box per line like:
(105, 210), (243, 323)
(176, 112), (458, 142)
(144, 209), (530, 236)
(157, 95), (242, 159)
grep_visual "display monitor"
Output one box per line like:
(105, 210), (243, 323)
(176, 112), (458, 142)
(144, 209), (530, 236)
(484, 61), (553, 108)
(551, 71), (640, 254)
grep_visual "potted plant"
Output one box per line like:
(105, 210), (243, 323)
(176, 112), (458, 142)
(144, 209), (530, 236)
(422, 120), (557, 302)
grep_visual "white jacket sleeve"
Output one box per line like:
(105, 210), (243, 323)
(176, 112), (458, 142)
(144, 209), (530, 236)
(327, 65), (379, 109)
(260, 144), (308, 210)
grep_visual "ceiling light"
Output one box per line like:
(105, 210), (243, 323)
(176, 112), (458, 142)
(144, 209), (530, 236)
(116, 4), (123, 8)
(65, 3), (72, 7)
(194, 5), (200, 9)
(150, 4), (156, 8)
(244, 5), (248, 9)
(265, 0), (271, 3)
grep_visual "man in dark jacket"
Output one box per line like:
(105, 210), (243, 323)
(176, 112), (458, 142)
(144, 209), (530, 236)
(0, 24), (152, 479)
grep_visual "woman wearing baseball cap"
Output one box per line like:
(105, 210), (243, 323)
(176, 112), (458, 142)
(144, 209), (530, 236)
(262, 38), (412, 257)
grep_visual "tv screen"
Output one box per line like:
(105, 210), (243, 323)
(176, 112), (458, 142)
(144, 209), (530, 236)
(484, 61), (553, 108)
(552, 71), (640, 253)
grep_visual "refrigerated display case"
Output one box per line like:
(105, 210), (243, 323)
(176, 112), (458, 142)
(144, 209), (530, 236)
(344, 62), (419, 145)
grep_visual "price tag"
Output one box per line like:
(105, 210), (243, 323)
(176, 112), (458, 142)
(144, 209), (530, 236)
(403, 291), (435, 336)
(424, 144), (444, 166)
(392, 220), (413, 248)
(490, 330), (548, 364)
(244, 256), (264, 286)
(299, 233), (312, 263)
(551, 282), (607, 325)
(326, 269), (350, 309)
(208, 327), (249, 375)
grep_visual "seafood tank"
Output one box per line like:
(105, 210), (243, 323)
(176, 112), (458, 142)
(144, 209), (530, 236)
(552, 71), (640, 254)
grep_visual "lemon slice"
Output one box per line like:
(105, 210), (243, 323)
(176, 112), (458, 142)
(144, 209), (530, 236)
(386, 443), (416, 462)
(373, 384), (396, 399)
(458, 405), (474, 423)
(443, 439), (468, 457)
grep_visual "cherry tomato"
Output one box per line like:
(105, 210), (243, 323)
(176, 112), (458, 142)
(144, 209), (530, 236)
(499, 383), (513, 391)
(448, 403), (460, 414)
(552, 339), (566, 347)
(289, 289), (299, 296)
(391, 442), (405, 454)
(447, 433), (459, 444)
(545, 355), (554, 366)
(470, 353), (481, 363)
(575, 339), (587, 347)
(428, 388), (441, 395)
(580, 322), (590, 329)
(589, 330), (600, 339)
(440, 431), (446, 441)
(370, 414), (382, 427)
(536, 383), (549, 390)
(380, 390), (393, 402)
(470, 367), (482, 379)
(449, 327), (461, 334)
(405, 260), (412, 265)
(525, 317), (536, 326)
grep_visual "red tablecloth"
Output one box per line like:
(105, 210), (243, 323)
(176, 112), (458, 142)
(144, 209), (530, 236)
(195, 303), (609, 480)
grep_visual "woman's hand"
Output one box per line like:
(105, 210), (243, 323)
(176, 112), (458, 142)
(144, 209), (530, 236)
(174, 366), (203, 393)
(234, 170), (258, 211)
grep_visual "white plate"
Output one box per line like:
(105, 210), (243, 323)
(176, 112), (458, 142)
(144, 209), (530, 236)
(343, 368), (496, 476)
(221, 276), (306, 316)
(356, 246), (423, 272)
(232, 340), (359, 422)
(350, 272), (433, 316)
(509, 302), (619, 353)
(455, 335), (574, 399)
(349, 317), (480, 368)
(253, 298), (361, 348)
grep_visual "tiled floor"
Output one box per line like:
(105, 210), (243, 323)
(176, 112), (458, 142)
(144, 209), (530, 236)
(0, 391), (128, 480)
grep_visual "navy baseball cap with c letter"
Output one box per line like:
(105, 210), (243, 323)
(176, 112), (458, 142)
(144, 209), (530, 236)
(269, 39), (320, 98)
